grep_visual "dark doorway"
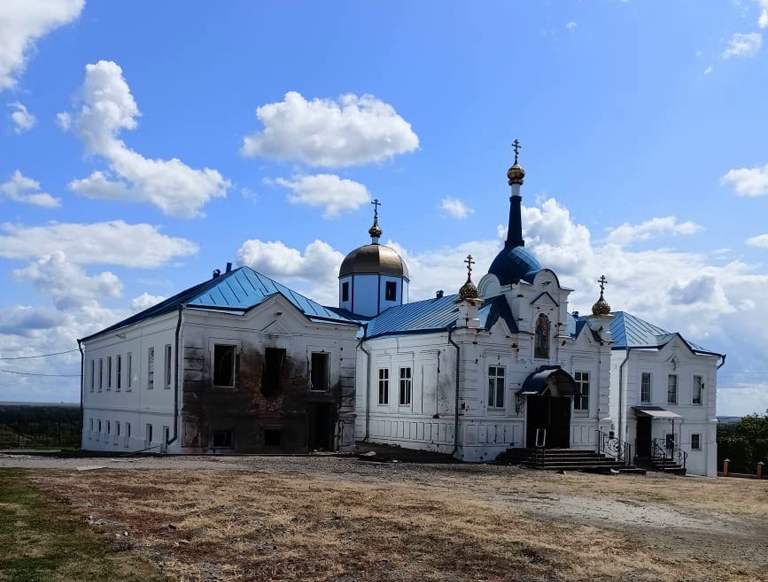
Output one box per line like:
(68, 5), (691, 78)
(526, 395), (571, 448)
(636, 416), (652, 458)
(308, 403), (335, 451)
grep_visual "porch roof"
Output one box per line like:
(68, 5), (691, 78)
(519, 366), (578, 396)
(633, 406), (682, 419)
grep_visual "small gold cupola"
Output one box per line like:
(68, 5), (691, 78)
(507, 138), (525, 185)
(368, 198), (383, 243)
(458, 254), (479, 300)
(591, 274), (612, 316)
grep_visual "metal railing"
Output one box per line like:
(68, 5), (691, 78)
(651, 438), (688, 470)
(596, 429), (632, 467)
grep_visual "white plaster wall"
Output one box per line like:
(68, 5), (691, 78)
(81, 312), (179, 453)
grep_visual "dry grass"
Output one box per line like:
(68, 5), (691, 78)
(25, 459), (768, 582)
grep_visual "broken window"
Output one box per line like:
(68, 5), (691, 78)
(213, 344), (236, 387)
(378, 368), (389, 405)
(534, 314), (550, 359)
(264, 429), (282, 447)
(262, 347), (286, 396)
(342, 281), (349, 302)
(399, 367), (412, 406)
(212, 430), (233, 448)
(311, 352), (330, 391)
(385, 281), (397, 301)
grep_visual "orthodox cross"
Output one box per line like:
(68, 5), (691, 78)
(598, 274), (608, 295)
(371, 198), (381, 221)
(512, 139), (522, 165)
(464, 254), (475, 279)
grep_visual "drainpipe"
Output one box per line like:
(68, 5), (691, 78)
(448, 326), (461, 457)
(358, 326), (371, 441)
(77, 338), (84, 446)
(717, 354), (727, 369)
(166, 304), (184, 449)
(617, 346), (632, 443)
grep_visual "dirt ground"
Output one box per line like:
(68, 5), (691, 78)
(2, 453), (767, 581)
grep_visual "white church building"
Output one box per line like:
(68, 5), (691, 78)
(79, 148), (723, 476)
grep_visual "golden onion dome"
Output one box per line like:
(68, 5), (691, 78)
(592, 296), (611, 316)
(368, 222), (382, 239)
(507, 163), (525, 185)
(458, 279), (479, 300)
(339, 244), (409, 279)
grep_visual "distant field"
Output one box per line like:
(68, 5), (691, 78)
(0, 403), (80, 449)
(2, 455), (766, 581)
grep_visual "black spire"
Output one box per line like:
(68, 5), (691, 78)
(505, 139), (525, 248)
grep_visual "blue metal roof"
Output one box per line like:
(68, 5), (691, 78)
(81, 266), (355, 341)
(609, 311), (721, 356)
(488, 244), (542, 285)
(363, 294), (518, 339)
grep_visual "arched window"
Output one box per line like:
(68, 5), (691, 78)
(534, 314), (550, 359)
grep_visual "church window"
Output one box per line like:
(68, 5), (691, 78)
(399, 367), (412, 406)
(262, 347), (285, 396)
(378, 368), (389, 405)
(164, 344), (173, 389)
(127, 352), (133, 390)
(116, 355), (122, 391)
(213, 344), (236, 387)
(641, 372), (652, 403)
(667, 374), (678, 404)
(98, 359), (103, 392)
(147, 347), (155, 390)
(691, 433), (701, 450)
(342, 281), (349, 302)
(311, 352), (330, 391)
(574, 371), (589, 411)
(107, 356), (112, 390)
(385, 281), (397, 301)
(488, 366), (505, 408)
(90, 360), (95, 392)
(692, 375), (703, 405)
(534, 314), (550, 359)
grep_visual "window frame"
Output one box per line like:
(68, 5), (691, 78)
(341, 281), (349, 302)
(127, 352), (133, 391)
(385, 281), (397, 302)
(667, 374), (678, 405)
(211, 343), (237, 388)
(573, 371), (590, 411)
(310, 351), (330, 392)
(116, 355), (122, 392)
(640, 372), (652, 404)
(146, 423), (153, 445)
(691, 433), (701, 450)
(488, 365), (505, 409)
(534, 314), (550, 359)
(98, 358), (103, 392)
(692, 375), (703, 405)
(377, 368), (389, 405)
(147, 346), (155, 390)
(261, 347), (285, 396)
(164, 344), (173, 389)
(90, 360), (95, 392)
(399, 367), (412, 406)
(107, 356), (112, 390)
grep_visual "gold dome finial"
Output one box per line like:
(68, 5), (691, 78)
(368, 198), (382, 242)
(591, 274), (611, 316)
(507, 139), (525, 185)
(458, 254), (479, 300)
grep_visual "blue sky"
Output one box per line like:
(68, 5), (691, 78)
(2, 0), (768, 413)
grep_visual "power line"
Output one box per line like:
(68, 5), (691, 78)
(0, 369), (80, 378)
(0, 349), (79, 360)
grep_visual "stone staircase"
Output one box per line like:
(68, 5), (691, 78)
(496, 448), (646, 475)
(644, 457), (687, 476)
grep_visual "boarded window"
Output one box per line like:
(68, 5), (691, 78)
(262, 348), (286, 396)
(311, 352), (330, 391)
(378, 368), (389, 405)
(342, 281), (349, 302)
(488, 366), (505, 408)
(692, 375), (703, 405)
(213, 344), (236, 387)
(264, 429), (282, 447)
(212, 430), (233, 447)
(574, 371), (589, 411)
(399, 367), (412, 406)
(385, 281), (397, 301)
(147, 347), (155, 390)
(641, 372), (652, 403)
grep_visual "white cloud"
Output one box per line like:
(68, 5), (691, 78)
(0, 0), (84, 92)
(9, 101), (36, 133)
(565, 21), (577, 30)
(747, 233), (768, 248)
(0, 305), (65, 336)
(1, 170), (60, 207)
(704, 65), (713, 75)
(62, 60), (229, 218)
(440, 197), (474, 219)
(237, 239), (344, 305)
(130, 292), (165, 312)
(722, 32), (763, 59)
(241, 91), (419, 167)
(722, 163), (768, 197)
(605, 216), (702, 246)
(274, 174), (370, 218)
(0, 220), (197, 267)
(758, 0), (768, 28)
(14, 251), (122, 310)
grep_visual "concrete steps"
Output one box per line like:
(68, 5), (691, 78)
(496, 448), (645, 475)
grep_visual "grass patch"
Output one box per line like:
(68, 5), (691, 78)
(0, 469), (162, 582)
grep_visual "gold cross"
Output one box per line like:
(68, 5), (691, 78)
(464, 254), (475, 278)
